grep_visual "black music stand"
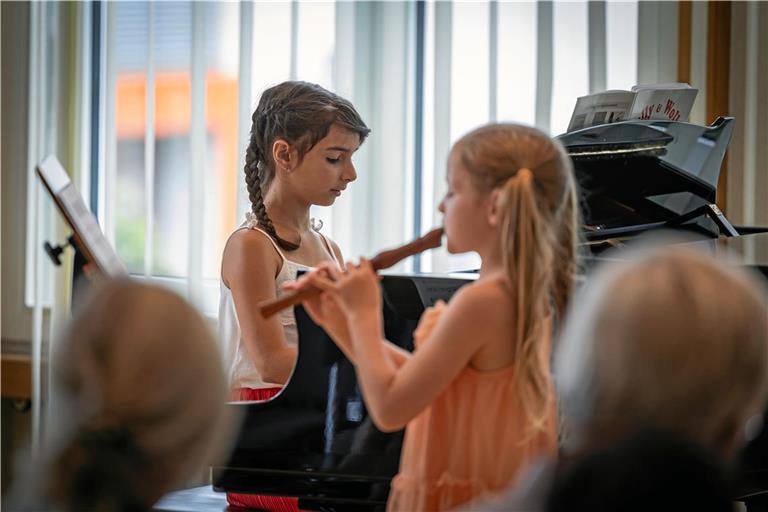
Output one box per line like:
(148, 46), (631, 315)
(35, 155), (127, 305)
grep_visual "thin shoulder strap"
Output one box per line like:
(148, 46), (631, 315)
(247, 225), (287, 264)
(318, 233), (342, 267)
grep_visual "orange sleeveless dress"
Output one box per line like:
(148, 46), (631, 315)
(387, 331), (557, 511)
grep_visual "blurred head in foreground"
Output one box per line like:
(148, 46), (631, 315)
(545, 428), (733, 512)
(556, 241), (768, 460)
(44, 279), (234, 511)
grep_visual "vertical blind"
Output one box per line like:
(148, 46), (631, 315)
(98, 0), (643, 301)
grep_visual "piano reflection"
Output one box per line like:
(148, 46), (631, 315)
(213, 118), (768, 510)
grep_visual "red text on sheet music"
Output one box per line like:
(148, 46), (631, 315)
(639, 99), (683, 122)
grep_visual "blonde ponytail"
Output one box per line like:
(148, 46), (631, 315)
(497, 168), (556, 430)
(551, 177), (579, 318)
(454, 123), (580, 433)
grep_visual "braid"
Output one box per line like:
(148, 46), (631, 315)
(243, 132), (300, 251)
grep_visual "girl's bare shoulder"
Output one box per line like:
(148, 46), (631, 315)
(447, 277), (512, 319)
(222, 228), (282, 284)
(453, 276), (510, 303)
(225, 227), (280, 257)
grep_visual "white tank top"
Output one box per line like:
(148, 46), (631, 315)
(218, 215), (340, 389)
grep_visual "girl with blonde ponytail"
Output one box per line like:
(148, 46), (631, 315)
(290, 123), (580, 511)
(219, 81), (369, 510)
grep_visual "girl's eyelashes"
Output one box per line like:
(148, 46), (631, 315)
(326, 156), (342, 164)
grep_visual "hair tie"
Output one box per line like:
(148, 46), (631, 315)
(516, 168), (533, 182)
(500, 168), (533, 190)
(245, 211), (259, 229)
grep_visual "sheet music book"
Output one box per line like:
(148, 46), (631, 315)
(567, 82), (698, 133)
(36, 155), (127, 277)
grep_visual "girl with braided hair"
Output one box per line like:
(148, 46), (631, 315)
(218, 81), (368, 510)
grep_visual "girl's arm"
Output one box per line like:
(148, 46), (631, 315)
(322, 262), (501, 432)
(223, 230), (297, 385)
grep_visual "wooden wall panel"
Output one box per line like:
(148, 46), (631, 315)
(706, 1), (731, 211)
(678, 1), (692, 84)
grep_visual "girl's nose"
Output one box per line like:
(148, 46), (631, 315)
(343, 163), (357, 183)
(438, 199), (445, 213)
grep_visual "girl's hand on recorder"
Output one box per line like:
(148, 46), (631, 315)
(284, 262), (350, 341)
(309, 258), (382, 319)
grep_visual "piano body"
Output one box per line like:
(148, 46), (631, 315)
(213, 274), (477, 511)
(213, 118), (768, 510)
(558, 116), (746, 247)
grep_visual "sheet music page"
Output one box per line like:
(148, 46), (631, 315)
(57, 184), (127, 276)
(567, 90), (635, 133)
(37, 156), (128, 277)
(628, 86), (698, 122)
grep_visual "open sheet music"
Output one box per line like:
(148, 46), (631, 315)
(567, 83), (698, 133)
(36, 155), (127, 277)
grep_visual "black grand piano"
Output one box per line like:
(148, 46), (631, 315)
(213, 118), (768, 510)
(213, 274), (476, 511)
(560, 116), (750, 247)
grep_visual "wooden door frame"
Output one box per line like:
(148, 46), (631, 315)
(678, 0), (732, 212)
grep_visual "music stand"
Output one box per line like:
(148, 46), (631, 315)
(35, 155), (126, 301)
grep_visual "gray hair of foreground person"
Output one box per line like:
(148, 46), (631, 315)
(38, 279), (235, 512)
(555, 244), (768, 459)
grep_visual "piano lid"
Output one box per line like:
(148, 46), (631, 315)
(557, 117), (734, 240)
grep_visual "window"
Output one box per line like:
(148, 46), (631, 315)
(98, 0), (641, 314)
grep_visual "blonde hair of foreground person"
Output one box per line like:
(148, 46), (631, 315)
(27, 279), (235, 512)
(556, 243), (768, 459)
